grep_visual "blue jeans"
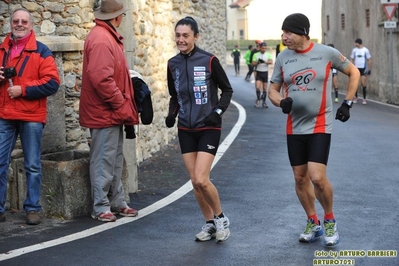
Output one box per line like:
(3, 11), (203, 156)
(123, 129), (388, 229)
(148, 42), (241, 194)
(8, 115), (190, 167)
(0, 119), (44, 213)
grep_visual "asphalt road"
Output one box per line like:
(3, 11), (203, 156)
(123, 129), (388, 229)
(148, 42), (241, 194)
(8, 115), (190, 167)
(0, 65), (398, 266)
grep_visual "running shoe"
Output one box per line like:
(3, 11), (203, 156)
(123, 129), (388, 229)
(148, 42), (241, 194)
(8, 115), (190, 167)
(353, 97), (358, 104)
(362, 99), (367, 105)
(323, 220), (340, 247)
(254, 99), (260, 107)
(262, 102), (268, 108)
(215, 216), (230, 242)
(334, 97), (339, 103)
(195, 223), (216, 241)
(299, 219), (323, 243)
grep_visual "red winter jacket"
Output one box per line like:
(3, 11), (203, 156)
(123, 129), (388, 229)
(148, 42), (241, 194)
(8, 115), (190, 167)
(79, 20), (138, 129)
(0, 31), (60, 124)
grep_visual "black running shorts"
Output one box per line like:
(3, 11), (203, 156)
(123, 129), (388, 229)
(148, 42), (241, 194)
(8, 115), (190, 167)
(286, 133), (331, 166)
(358, 67), (366, 76)
(255, 71), (268, 83)
(178, 129), (221, 155)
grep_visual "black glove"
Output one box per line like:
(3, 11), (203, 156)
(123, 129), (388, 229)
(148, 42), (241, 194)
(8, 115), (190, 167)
(335, 102), (350, 122)
(203, 112), (221, 126)
(165, 114), (176, 128)
(124, 125), (136, 139)
(280, 97), (293, 114)
(258, 59), (265, 64)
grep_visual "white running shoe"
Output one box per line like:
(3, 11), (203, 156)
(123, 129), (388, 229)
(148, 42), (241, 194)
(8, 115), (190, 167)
(215, 216), (230, 242)
(195, 223), (216, 241)
(323, 220), (340, 247)
(299, 219), (323, 243)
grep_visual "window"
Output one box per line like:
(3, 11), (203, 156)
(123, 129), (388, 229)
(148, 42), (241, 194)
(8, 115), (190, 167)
(341, 14), (345, 30)
(326, 15), (330, 31)
(239, 29), (244, 40)
(366, 9), (370, 28)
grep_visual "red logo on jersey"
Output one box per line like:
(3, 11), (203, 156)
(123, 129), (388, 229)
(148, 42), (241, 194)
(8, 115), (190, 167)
(292, 70), (316, 91)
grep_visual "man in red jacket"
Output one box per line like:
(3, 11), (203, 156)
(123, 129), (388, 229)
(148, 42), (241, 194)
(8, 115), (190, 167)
(79, 0), (139, 222)
(0, 8), (60, 225)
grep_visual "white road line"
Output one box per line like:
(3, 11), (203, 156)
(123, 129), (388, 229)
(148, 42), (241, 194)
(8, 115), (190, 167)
(0, 100), (246, 261)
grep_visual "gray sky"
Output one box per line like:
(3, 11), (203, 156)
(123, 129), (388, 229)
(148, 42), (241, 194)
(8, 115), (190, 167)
(246, 0), (322, 41)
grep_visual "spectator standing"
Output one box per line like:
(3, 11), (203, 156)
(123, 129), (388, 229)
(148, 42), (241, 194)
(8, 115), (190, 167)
(0, 8), (60, 225)
(79, 0), (139, 222)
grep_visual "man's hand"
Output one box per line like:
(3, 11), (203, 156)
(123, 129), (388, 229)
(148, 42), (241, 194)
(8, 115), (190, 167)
(335, 103), (350, 122)
(7, 86), (22, 99)
(280, 97), (293, 114)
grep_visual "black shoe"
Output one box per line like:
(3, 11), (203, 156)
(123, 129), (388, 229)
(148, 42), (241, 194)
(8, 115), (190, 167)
(0, 213), (5, 222)
(26, 211), (41, 225)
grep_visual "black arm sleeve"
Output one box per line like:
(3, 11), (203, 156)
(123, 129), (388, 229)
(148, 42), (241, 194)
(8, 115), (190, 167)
(167, 64), (179, 117)
(211, 57), (233, 112)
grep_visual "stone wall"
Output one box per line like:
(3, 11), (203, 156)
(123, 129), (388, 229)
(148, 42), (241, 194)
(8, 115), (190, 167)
(322, 0), (399, 104)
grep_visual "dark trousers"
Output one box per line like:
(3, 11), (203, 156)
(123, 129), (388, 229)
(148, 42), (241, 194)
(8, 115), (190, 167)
(246, 64), (254, 79)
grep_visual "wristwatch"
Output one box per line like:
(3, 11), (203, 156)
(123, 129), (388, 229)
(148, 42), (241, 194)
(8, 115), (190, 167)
(343, 100), (353, 108)
(214, 108), (223, 115)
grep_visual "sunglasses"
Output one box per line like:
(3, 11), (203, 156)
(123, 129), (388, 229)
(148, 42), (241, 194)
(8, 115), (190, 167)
(12, 19), (30, 26)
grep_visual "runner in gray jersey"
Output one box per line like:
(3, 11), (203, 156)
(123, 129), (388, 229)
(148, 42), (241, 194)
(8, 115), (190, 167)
(268, 13), (360, 247)
(271, 41), (348, 134)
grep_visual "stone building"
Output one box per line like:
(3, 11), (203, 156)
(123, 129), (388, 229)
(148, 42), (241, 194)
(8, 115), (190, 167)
(1, 0), (227, 217)
(322, 0), (399, 104)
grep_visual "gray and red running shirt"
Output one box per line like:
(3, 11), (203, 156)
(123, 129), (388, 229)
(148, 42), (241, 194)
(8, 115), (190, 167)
(271, 42), (350, 135)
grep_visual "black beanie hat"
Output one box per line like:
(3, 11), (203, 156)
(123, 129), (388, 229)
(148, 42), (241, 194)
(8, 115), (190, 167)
(282, 13), (310, 36)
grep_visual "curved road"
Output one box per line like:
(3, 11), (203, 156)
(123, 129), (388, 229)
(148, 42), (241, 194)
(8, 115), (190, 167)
(0, 66), (398, 266)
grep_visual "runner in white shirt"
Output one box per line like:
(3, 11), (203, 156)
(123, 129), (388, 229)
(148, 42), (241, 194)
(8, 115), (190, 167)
(252, 42), (273, 108)
(350, 38), (372, 104)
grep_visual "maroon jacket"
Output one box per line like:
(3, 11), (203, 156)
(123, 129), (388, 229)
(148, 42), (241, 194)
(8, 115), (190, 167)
(79, 20), (138, 128)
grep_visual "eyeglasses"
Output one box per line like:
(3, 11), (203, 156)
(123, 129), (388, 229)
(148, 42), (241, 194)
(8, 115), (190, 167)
(12, 19), (30, 25)
(122, 13), (126, 17)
